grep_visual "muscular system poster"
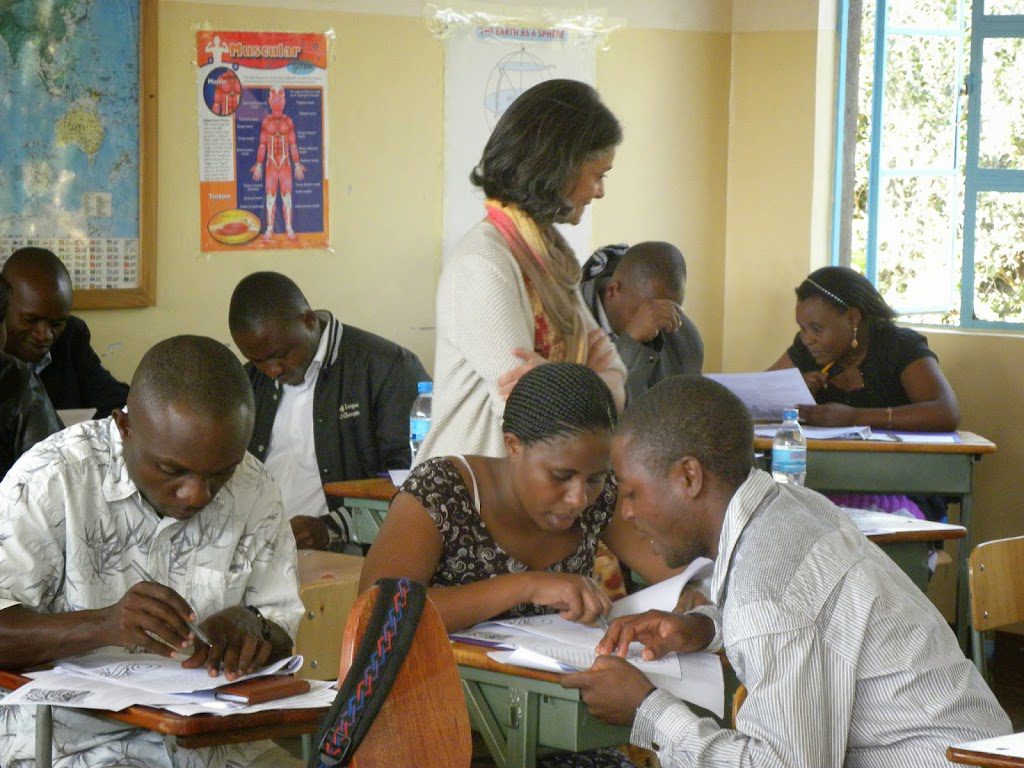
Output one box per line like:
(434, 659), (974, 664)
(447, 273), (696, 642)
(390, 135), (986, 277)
(196, 31), (329, 251)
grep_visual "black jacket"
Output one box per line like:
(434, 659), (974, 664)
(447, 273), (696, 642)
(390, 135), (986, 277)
(247, 312), (429, 529)
(1, 353), (63, 478)
(38, 315), (129, 418)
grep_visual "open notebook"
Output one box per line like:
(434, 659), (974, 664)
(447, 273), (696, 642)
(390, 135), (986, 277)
(452, 557), (725, 717)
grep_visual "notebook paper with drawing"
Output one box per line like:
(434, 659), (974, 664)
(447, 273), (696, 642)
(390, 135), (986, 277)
(452, 557), (725, 717)
(56, 648), (304, 695)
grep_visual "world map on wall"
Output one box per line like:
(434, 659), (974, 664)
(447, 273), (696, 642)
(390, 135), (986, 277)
(0, 0), (140, 242)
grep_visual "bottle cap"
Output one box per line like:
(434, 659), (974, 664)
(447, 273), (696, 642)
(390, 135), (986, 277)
(782, 408), (798, 421)
(417, 381), (433, 394)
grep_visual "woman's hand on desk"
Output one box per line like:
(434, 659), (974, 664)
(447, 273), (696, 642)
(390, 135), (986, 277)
(525, 572), (612, 625)
(596, 609), (715, 660)
(798, 402), (856, 427)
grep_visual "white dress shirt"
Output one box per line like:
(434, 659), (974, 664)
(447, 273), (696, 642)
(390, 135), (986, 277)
(264, 322), (337, 519)
(0, 418), (304, 768)
(631, 469), (1011, 767)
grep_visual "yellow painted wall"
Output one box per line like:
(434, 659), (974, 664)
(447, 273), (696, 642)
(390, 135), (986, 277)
(597, 29), (731, 372)
(81, 3), (444, 381)
(74, 4), (731, 382)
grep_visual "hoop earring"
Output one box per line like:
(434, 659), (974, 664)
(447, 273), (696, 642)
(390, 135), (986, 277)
(851, 323), (859, 350)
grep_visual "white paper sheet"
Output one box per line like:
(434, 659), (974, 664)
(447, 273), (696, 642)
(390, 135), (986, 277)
(56, 648), (304, 695)
(866, 431), (959, 444)
(486, 648), (724, 717)
(841, 507), (965, 537)
(388, 469), (410, 486)
(704, 369), (816, 421)
(755, 424), (872, 441)
(609, 558), (713, 618)
(951, 731), (1024, 759)
(2, 669), (334, 716)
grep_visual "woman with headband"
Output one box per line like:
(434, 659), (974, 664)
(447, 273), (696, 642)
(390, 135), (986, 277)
(769, 266), (960, 519)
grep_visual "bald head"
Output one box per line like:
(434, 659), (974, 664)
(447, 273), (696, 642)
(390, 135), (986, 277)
(228, 271), (309, 336)
(2, 247), (73, 295)
(130, 335), (254, 428)
(613, 242), (686, 296)
(618, 376), (753, 490)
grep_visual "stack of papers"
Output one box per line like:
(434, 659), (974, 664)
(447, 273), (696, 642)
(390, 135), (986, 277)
(0, 649), (336, 716)
(841, 507), (965, 537)
(755, 424), (873, 440)
(452, 557), (725, 717)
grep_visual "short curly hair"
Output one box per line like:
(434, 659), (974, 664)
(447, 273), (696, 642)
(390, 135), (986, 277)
(471, 79), (622, 225)
(618, 376), (753, 489)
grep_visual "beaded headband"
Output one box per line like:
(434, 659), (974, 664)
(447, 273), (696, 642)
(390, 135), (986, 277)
(804, 278), (848, 308)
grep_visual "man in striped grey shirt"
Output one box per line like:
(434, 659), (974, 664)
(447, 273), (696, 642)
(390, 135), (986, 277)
(564, 376), (1010, 767)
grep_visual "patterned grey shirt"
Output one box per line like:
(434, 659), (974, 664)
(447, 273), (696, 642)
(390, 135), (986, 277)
(0, 418), (304, 768)
(631, 469), (1011, 767)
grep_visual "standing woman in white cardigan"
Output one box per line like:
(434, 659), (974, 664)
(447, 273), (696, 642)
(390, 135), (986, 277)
(417, 79), (628, 462)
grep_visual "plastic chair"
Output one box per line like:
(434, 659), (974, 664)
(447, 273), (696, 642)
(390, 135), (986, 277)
(968, 535), (1024, 679)
(324, 583), (472, 768)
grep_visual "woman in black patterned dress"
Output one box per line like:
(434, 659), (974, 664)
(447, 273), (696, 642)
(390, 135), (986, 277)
(359, 362), (680, 633)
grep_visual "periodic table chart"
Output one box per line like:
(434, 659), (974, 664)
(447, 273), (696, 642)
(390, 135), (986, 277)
(0, 238), (140, 291)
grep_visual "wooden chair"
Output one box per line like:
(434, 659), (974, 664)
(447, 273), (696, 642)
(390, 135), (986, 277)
(293, 551), (364, 681)
(330, 584), (472, 768)
(731, 683), (747, 729)
(968, 535), (1024, 679)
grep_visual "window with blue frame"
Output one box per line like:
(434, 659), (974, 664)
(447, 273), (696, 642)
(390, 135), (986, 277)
(833, 0), (1024, 328)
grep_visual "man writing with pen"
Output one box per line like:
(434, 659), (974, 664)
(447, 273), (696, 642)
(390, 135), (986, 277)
(0, 336), (305, 768)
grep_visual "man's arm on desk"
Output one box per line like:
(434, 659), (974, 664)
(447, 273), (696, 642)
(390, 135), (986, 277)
(0, 582), (198, 669)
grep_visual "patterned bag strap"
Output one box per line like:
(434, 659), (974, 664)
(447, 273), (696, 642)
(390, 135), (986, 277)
(308, 577), (427, 768)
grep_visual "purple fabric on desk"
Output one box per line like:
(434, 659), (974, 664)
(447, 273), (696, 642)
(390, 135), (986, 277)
(828, 493), (926, 520)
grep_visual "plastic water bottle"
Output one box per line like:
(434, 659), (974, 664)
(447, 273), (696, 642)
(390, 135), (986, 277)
(409, 381), (433, 463)
(771, 408), (807, 485)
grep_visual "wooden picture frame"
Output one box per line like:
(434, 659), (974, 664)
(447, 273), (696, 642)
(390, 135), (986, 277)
(72, 0), (157, 309)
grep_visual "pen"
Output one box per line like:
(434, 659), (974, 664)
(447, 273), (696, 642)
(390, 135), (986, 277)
(128, 561), (213, 647)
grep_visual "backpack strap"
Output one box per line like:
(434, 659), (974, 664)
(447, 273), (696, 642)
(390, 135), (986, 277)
(309, 577), (427, 767)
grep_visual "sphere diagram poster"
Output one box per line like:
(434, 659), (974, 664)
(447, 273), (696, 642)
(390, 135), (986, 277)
(196, 31), (329, 252)
(442, 25), (596, 263)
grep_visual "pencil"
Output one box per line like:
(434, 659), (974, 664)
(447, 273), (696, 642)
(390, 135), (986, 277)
(820, 360), (837, 376)
(128, 561), (213, 647)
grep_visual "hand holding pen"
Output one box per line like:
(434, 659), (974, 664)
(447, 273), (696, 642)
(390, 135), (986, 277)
(110, 561), (212, 655)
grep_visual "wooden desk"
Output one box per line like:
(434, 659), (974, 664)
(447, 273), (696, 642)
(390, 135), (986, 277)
(323, 477), (396, 545)
(0, 670), (326, 768)
(948, 733), (1024, 766)
(755, 431), (995, 648)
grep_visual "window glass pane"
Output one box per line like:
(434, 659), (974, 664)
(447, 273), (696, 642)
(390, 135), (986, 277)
(882, 35), (960, 169)
(972, 191), (1024, 322)
(876, 175), (958, 312)
(887, 0), (958, 28)
(851, 0), (878, 274)
(979, 37), (1024, 169)
(984, 0), (1024, 13)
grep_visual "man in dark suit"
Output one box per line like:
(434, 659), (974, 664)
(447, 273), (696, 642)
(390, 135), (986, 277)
(229, 271), (429, 551)
(2, 247), (129, 418)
